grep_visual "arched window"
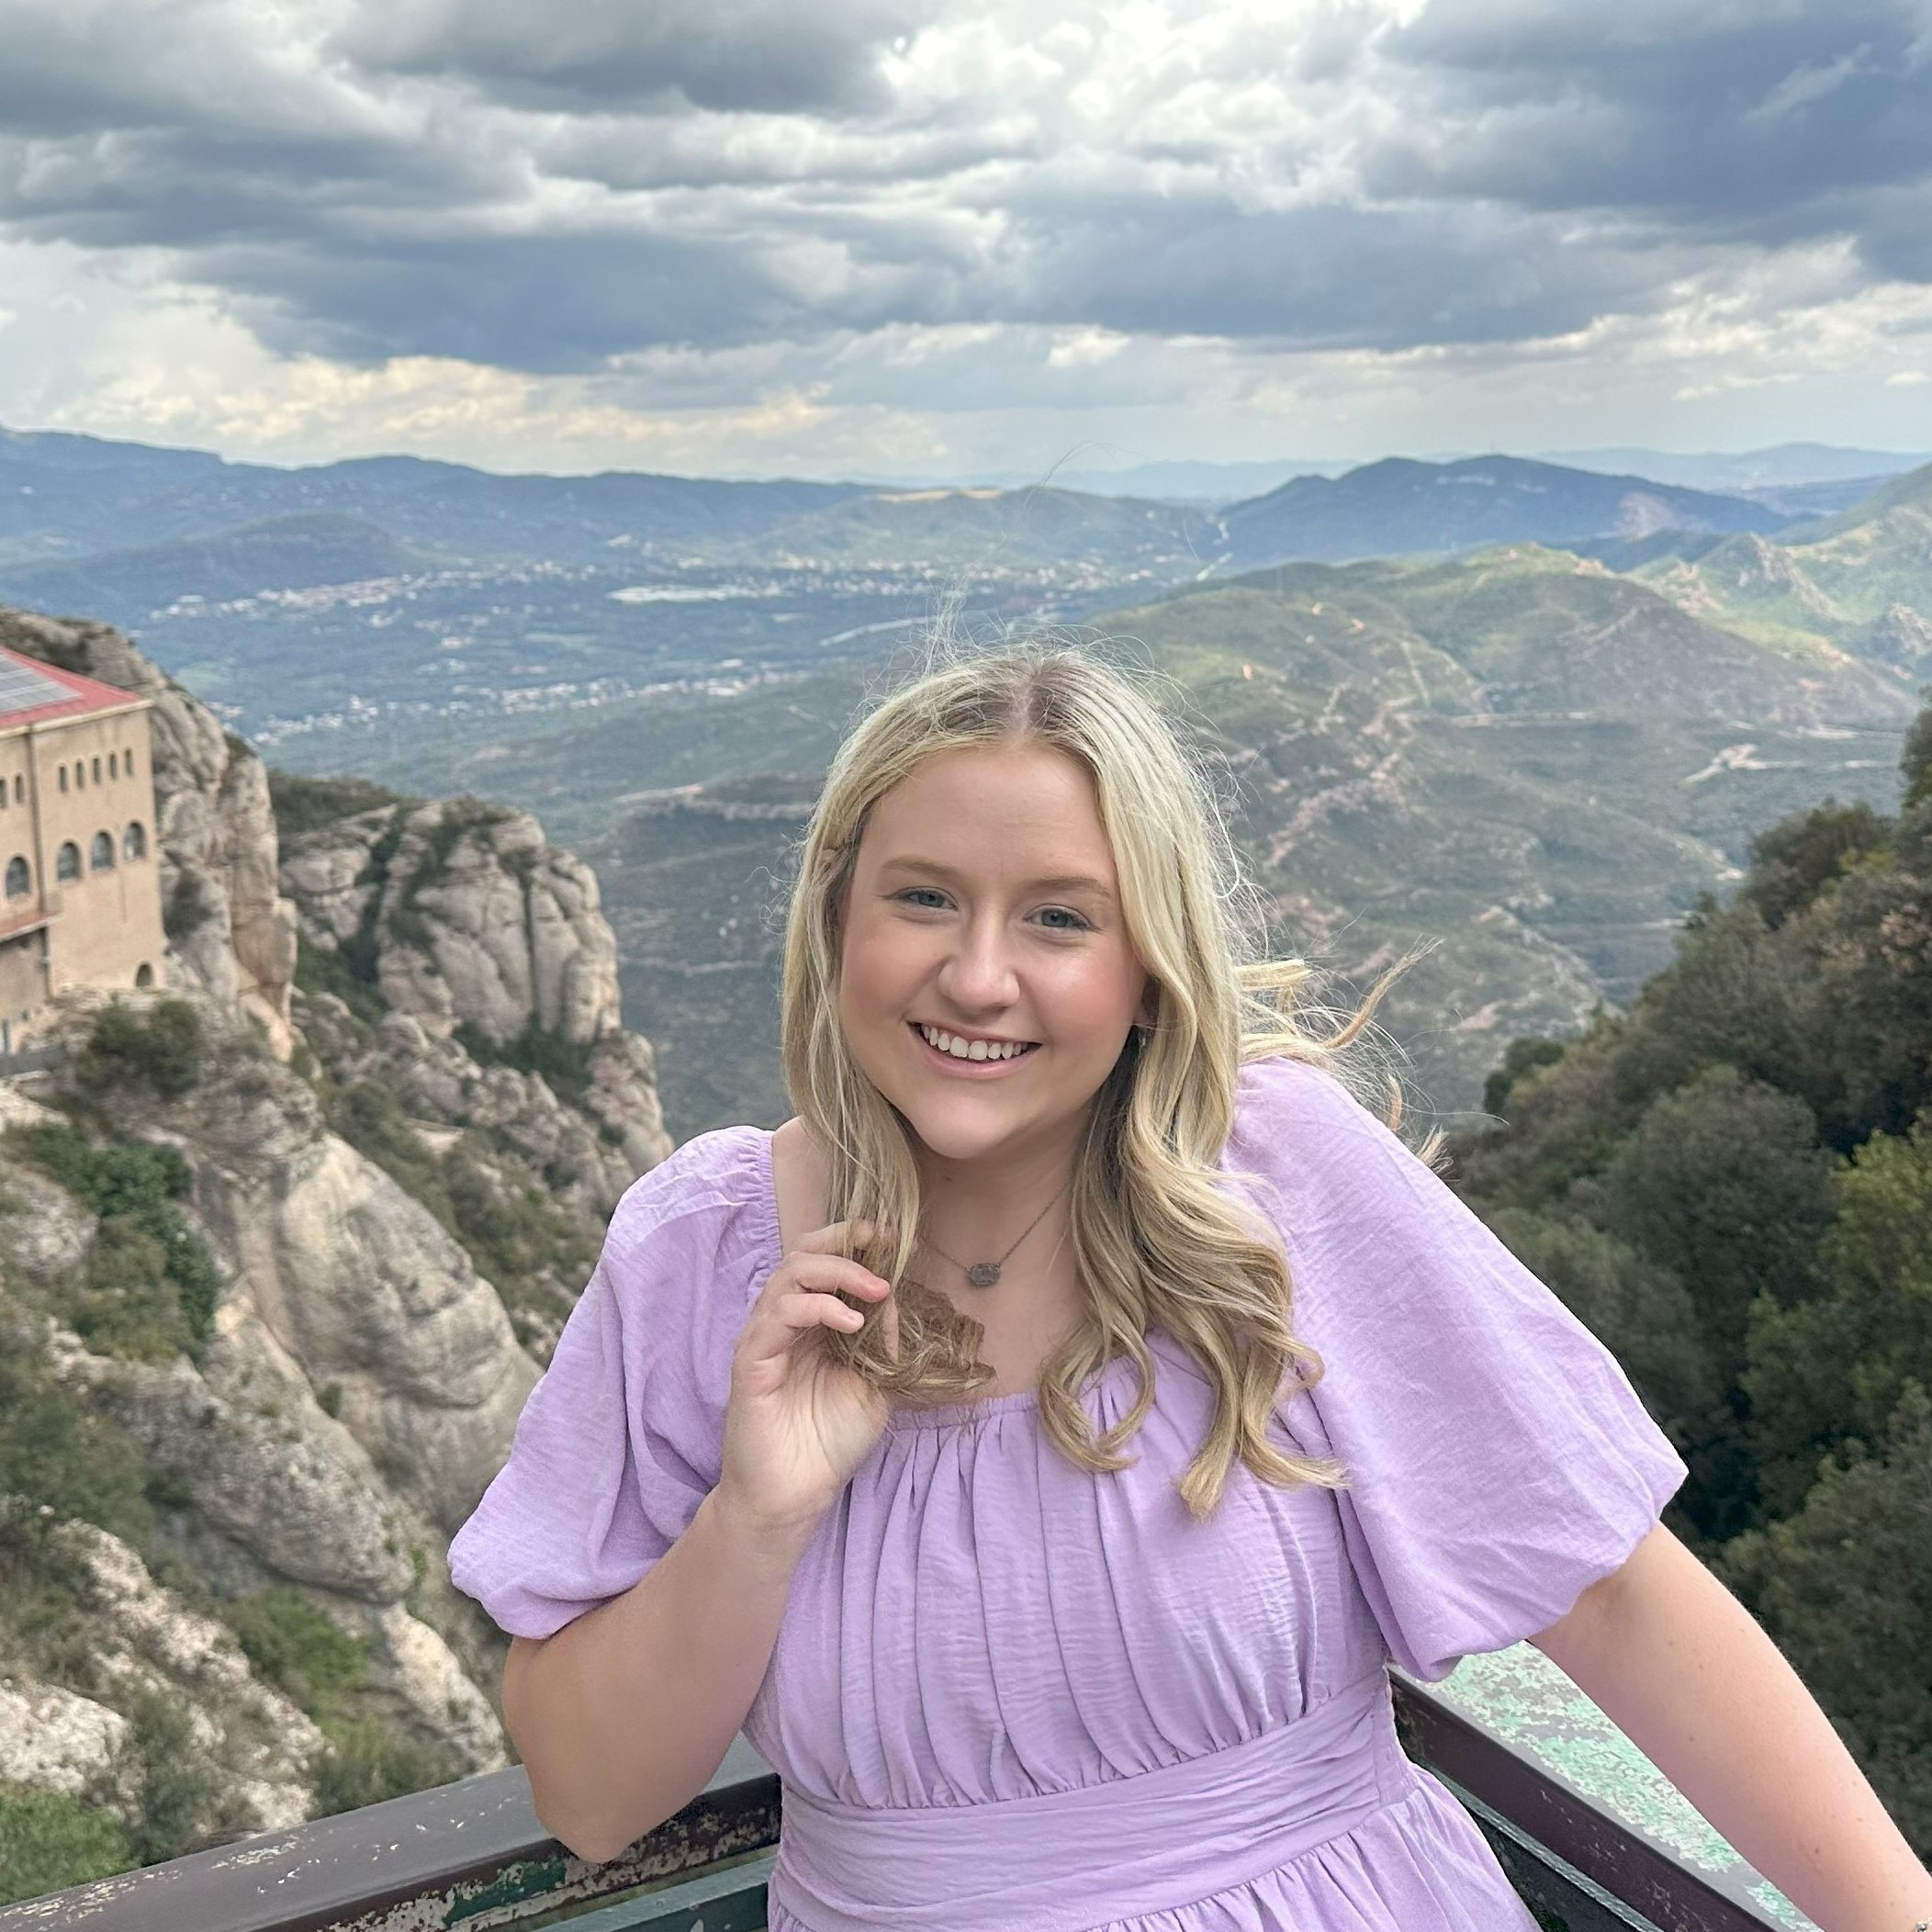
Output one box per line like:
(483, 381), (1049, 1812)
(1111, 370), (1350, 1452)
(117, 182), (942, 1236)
(123, 821), (147, 860)
(109, 752), (118, 780)
(90, 831), (115, 871)
(134, 962), (154, 990)
(12, 776), (22, 803)
(57, 765), (68, 793)
(5, 857), (28, 899)
(124, 753), (134, 782)
(55, 842), (80, 882)
(92, 757), (102, 785)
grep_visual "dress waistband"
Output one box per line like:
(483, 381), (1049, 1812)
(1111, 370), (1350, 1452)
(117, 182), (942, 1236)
(769, 1671), (1411, 1932)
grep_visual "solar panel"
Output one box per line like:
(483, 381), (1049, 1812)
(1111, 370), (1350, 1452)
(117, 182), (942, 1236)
(0, 654), (79, 720)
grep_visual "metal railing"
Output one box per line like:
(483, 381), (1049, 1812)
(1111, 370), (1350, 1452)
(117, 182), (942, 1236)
(0, 1678), (1795, 1932)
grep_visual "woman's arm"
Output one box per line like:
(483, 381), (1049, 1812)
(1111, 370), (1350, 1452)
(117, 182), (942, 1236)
(1531, 1523), (1932, 1932)
(505, 1219), (894, 1862)
(503, 1488), (811, 1862)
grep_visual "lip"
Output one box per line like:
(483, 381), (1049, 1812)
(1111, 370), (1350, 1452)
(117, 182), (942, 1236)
(907, 1020), (1039, 1077)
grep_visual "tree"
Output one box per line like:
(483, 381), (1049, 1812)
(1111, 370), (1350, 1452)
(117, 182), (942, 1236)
(1720, 1385), (1932, 1860)
(1603, 1065), (1835, 1385)
(1746, 1112), (1932, 1518)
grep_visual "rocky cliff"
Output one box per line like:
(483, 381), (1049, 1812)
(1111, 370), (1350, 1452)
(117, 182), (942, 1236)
(0, 609), (674, 1899)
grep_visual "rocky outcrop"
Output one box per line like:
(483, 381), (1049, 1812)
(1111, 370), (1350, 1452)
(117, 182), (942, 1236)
(0, 608), (298, 1058)
(286, 797), (625, 1048)
(0, 609), (670, 1865)
(0, 1518), (325, 1837)
(1859, 601), (1932, 672)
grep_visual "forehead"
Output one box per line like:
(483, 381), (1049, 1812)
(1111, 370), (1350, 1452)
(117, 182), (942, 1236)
(860, 742), (1116, 875)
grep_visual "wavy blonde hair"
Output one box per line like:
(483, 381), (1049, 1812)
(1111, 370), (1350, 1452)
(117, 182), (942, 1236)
(781, 639), (1400, 1517)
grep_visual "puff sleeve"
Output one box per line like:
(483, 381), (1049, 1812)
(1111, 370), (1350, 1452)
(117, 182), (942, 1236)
(1226, 1058), (1687, 1683)
(447, 1128), (775, 1640)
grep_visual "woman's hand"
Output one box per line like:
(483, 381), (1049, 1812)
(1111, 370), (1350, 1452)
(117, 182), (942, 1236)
(714, 1220), (896, 1541)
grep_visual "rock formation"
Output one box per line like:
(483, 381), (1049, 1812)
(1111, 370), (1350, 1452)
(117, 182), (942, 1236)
(0, 605), (676, 1891)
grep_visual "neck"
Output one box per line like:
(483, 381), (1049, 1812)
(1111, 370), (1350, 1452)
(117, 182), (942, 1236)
(912, 1121), (1084, 1249)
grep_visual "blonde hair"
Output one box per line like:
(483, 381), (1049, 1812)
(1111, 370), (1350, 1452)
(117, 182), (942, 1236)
(781, 638), (1397, 1517)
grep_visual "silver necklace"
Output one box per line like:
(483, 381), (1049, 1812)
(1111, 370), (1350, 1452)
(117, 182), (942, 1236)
(921, 1180), (1070, 1287)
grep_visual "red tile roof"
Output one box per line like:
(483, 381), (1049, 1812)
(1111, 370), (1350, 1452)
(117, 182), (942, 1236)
(0, 646), (146, 729)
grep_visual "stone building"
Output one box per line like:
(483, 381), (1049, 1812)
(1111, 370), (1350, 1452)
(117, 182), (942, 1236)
(0, 645), (165, 1050)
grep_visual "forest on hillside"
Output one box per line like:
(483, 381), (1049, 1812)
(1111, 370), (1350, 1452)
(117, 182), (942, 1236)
(1452, 701), (1932, 1855)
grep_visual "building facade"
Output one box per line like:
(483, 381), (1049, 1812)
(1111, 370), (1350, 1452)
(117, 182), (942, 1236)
(0, 647), (165, 1052)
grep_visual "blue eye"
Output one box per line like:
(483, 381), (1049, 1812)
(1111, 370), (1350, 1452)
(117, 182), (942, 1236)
(895, 887), (949, 909)
(1036, 906), (1091, 931)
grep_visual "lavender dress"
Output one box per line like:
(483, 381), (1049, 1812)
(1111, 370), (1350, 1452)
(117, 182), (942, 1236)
(450, 1058), (1687, 1931)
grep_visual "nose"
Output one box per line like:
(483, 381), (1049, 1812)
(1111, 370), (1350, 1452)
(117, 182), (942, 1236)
(935, 909), (1018, 1013)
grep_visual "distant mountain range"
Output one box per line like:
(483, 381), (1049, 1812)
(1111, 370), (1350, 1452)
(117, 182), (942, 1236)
(2, 425), (1893, 630)
(1, 420), (1925, 1128)
(1215, 455), (1794, 571)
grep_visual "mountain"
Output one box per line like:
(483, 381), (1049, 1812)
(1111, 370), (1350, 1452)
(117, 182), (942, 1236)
(1624, 463), (1932, 674)
(1542, 444), (1932, 492)
(1215, 456), (1789, 571)
(322, 543), (1914, 1139)
(713, 484), (1216, 574)
(0, 514), (436, 626)
(0, 425), (866, 569)
(0, 604), (672, 1896)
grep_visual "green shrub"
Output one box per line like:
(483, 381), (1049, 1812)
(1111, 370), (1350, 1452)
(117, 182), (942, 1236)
(14, 1127), (220, 1354)
(118, 1687), (230, 1866)
(443, 1144), (594, 1301)
(0, 1333), (152, 1545)
(291, 937), (386, 1026)
(265, 771), (410, 843)
(455, 1019), (594, 1106)
(73, 1001), (203, 1100)
(309, 1719), (459, 1820)
(0, 1780), (131, 1905)
(326, 1084), (455, 1229)
(224, 1589), (367, 1721)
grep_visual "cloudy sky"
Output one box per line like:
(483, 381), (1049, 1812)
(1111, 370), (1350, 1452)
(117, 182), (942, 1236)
(2, 0), (1930, 478)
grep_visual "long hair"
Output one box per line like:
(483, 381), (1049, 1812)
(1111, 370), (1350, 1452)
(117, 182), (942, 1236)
(781, 639), (1399, 1517)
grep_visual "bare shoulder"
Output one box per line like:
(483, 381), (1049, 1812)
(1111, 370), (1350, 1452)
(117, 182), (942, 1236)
(769, 1116), (831, 1253)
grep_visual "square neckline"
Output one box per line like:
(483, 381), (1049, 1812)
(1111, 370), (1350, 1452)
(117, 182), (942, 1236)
(750, 1123), (1071, 1428)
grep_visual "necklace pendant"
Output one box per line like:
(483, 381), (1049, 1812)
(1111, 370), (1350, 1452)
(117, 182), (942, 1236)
(966, 1262), (1002, 1288)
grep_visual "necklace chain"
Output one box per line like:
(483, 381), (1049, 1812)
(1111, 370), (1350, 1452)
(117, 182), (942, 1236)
(920, 1180), (1070, 1287)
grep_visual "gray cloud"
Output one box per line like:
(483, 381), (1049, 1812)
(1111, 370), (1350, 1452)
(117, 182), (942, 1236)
(1373, 0), (1932, 245)
(338, 0), (932, 116)
(1, 0), (1929, 380)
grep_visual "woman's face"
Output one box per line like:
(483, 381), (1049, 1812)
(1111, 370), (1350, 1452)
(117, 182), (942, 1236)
(838, 739), (1151, 1172)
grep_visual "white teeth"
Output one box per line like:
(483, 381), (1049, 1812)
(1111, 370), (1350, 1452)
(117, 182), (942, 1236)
(919, 1024), (1031, 1061)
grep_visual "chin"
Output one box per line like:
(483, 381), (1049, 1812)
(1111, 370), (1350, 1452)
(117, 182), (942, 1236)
(892, 1097), (1026, 1163)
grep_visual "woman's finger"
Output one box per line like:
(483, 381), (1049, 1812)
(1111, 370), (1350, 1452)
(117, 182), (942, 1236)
(774, 1252), (893, 1300)
(789, 1219), (881, 1255)
(771, 1288), (866, 1331)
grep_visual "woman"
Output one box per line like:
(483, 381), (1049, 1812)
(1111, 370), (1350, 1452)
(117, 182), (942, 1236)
(449, 644), (1932, 1931)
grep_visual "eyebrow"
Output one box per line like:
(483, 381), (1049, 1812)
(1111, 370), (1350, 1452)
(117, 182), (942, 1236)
(875, 857), (1117, 900)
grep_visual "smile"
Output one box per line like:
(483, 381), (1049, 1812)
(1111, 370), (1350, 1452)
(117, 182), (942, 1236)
(913, 1022), (1039, 1063)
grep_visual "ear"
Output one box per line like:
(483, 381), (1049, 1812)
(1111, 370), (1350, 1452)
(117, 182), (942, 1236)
(1135, 977), (1160, 1031)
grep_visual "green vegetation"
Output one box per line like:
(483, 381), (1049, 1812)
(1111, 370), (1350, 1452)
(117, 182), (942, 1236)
(0, 1782), (131, 1905)
(317, 1075), (591, 1342)
(1454, 699), (1932, 1853)
(266, 769), (411, 842)
(0, 1333), (154, 1546)
(220, 1586), (458, 1818)
(12, 1124), (220, 1360)
(74, 1001), (203, 1101)
(454, 1017), (593, 1106)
